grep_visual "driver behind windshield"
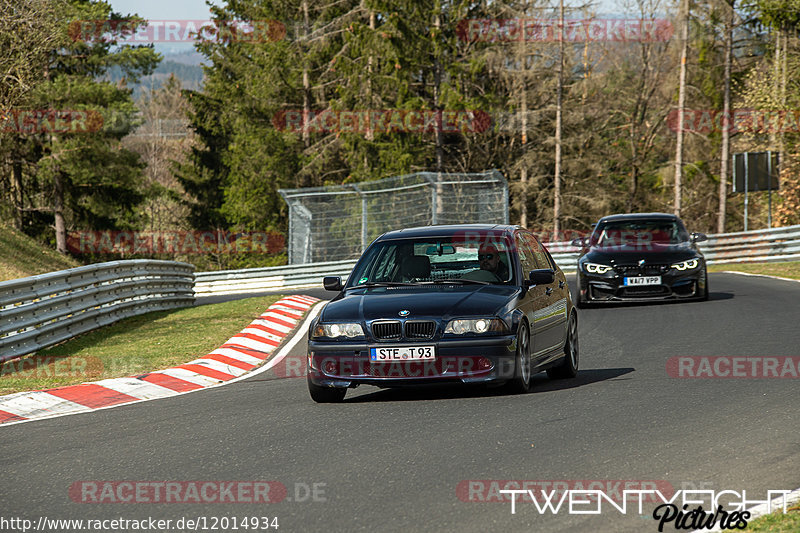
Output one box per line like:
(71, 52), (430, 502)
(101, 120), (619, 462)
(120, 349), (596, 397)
(478, 244), (509, 281)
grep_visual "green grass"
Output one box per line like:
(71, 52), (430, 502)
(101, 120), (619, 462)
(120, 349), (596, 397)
(0, 223), (80, 281)
(0, 295), (283, 395)
(743, 503), (800, 532)
(708, 261), (800, 280)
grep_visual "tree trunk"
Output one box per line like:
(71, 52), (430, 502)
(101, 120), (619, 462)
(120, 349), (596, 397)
(717, 1), (733, 233)
(12, 159), (23, 230)
(674, 0), (689, 217)
(519, 1), (529, 228)
(301, 0), (311, 156)
(54, 170), (67, 254)
(628, 136), (639, 212)
(365, 10), (376, 144)
(780, 29), (787, 158)
(433, 7), (443, 172)
(553, 0), (564, 236)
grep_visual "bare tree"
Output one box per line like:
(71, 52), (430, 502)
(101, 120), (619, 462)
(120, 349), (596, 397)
(717, 0), (734, 232)
(123, 76), (193, 237)
(674, 0), (690, 216)
(0, 0), (65, 113)
(553, 0), (565, 235)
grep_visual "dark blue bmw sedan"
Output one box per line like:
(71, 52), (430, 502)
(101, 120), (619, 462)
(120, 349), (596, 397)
(307, 224), (579, 402)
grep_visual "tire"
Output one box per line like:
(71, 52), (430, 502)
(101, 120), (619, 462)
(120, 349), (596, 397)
(575, 277), (589, 308)
(700, 271), (709, 301)
(576, 290), (588, 309)
(308, 376), (346, 403)
(507, 321), (532, 393)
(547, 311), (579, 379)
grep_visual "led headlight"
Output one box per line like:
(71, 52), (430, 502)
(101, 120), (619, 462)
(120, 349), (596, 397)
(445, 318), (507, 335)
(312, 322), (364, 338)
(584, 262), (613, 274)
(671, 259), (700, 271)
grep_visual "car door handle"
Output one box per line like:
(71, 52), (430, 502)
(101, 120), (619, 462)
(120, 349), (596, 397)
(546, 287), (553, 296)
(558, 280), (565, 288)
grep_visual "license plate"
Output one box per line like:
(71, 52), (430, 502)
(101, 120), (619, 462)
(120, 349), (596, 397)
(624, 276), (661, 286)
(370, 346), (435, 362)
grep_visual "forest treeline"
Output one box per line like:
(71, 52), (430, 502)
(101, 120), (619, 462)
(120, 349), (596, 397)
(1, 0), (799, 269)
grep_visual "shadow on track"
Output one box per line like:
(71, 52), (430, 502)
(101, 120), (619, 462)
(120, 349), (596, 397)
(574, 292), (733, 310)
(344, 367), (634, 403)
(529, 367), (635, 392)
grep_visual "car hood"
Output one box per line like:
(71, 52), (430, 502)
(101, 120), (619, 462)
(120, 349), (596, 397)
(583, 242), (702, 265)
(322, 285), (519, 321)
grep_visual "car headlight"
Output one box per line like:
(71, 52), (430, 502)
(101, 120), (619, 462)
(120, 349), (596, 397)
(312, 322), (364, 338)
(445, 318), (507, 335)
(671, 259), (700, 271)
(583, 262), (613, 274)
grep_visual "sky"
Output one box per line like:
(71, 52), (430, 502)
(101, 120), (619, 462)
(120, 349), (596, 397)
(107, 0), (216, 53)
(107, 0), (634, 23)
(106, 0), (642, 54)
(108, 0), (214, 20)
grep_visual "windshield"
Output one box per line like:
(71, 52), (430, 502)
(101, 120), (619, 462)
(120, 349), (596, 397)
(347, 236), (515, 287)
(590, 220), (690, 248)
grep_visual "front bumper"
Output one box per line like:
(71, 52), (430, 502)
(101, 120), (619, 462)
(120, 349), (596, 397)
(308, 335), (517, 388)
(579, 268), (707, 302)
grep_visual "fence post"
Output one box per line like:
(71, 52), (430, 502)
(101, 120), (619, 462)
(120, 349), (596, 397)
(424, 173), (438, 225)
(353, 184), (367, 252)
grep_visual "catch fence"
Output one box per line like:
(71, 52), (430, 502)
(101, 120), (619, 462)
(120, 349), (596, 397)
(279, 170), (509, 264)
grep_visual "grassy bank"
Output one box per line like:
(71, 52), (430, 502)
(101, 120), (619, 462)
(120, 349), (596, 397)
(743, 502), (800, 531)
(0, 224), (80, 281)
(0, 295), (283, 395)
(708, 261), (800, 280)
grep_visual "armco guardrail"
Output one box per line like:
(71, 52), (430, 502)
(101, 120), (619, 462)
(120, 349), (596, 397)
(194, 260), (356, 295)
(193, 225), (800, 295)
(545, 224), (800, 270)
(0, 260), (195, 362)
(697, 224), (800, 264)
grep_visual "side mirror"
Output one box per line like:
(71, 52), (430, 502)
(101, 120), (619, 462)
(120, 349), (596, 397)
(525, 269), (555, 287)
(691, 232), (708, 243)
(570, 237), (587, 248)
(323, 276), (343, 291)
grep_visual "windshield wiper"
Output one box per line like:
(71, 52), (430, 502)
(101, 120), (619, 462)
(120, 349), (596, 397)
(428, 278), (491, 285)
(346, 281), (419, 289)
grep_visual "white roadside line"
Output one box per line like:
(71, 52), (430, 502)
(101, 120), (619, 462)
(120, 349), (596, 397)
(690, 486), (800, 533)
(0, 300), (327, 428)
(718, 270), (800, 284)
(223, 300), (325, 385)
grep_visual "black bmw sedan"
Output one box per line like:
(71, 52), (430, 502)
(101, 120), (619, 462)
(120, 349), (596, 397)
(307, 224), (579, 402)
(572, 213), (708, 306)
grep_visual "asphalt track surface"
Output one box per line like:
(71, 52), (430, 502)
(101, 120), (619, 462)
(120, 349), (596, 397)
(1, 273), (798, 533)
